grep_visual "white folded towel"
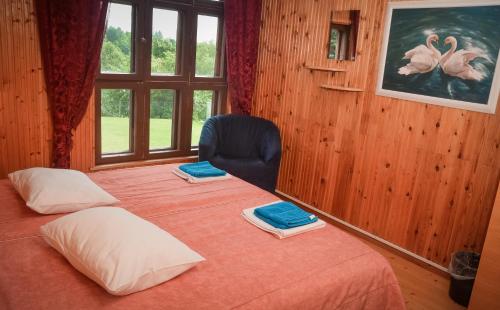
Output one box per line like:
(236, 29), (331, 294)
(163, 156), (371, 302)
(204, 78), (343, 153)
(241, 203), (326, 239)
(172, 168), (232, 183)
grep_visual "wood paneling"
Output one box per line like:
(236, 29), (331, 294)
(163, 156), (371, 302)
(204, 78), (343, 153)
(253, 0), (500, 267)
(0, 0), (94, 178)
(469, 184), (500, 310)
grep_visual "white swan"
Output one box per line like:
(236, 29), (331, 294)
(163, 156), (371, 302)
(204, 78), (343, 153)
(439, 36), (485, 81)
(398, 34), (441, 75)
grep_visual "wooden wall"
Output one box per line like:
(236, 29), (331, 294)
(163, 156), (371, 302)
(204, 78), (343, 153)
(0, 0), (94, 178)
(253, 0), (500, 267)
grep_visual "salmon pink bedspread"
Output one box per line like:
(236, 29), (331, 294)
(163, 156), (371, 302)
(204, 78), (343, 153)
(0, 164), (405, 310)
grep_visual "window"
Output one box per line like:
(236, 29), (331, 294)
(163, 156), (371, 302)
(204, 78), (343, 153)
(192, 90), (214, 146)
(100, 3), (133, 73)
(151, 8), (178, 75)
(328, 24), (350, 60)
(100, 89), (133, 154)
(195, 15), (220, 77)
(149, 89), (175, 150)
(96, 0), (226, 164)
(327, 10), (360, 61)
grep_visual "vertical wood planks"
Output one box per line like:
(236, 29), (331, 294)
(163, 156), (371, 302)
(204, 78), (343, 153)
(0, 0), (94, 177)
(253, 0), (500, 267)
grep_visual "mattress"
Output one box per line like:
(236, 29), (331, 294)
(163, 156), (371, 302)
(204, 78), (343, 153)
(0, 164), (405, 309)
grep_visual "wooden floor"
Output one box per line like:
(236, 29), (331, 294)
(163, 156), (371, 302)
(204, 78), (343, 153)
(326, 221), (465, 309)
(365, 241), (465, 310)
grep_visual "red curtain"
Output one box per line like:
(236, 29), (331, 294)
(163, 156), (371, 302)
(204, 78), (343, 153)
(224, 0), (262, 115)
(36, 0), (109, 168)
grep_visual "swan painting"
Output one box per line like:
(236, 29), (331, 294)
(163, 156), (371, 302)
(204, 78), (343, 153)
(439, 36), (486, 81)
(377, 1), (500, 113)
(398, 34), (441, 75)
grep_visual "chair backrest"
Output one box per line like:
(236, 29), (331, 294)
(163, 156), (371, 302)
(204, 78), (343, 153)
(201, 114), (280, 160)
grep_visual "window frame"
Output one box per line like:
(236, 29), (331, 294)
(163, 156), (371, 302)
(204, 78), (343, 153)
(147, 1), (188, 80)
(146, 87), (180, 153)
(193, 9), (225, 80)
(95, 82), (145, 164)
(97, 0), (143, 80)
(95, 0), (226, 165)
(190, 86), (225, 148)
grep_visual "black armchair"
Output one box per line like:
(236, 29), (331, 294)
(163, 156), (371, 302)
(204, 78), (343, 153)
(198, 114), (281, 192)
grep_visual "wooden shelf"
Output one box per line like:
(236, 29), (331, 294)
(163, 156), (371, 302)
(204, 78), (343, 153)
(305, 65), (347, 72)
(320, 85), (363, 92)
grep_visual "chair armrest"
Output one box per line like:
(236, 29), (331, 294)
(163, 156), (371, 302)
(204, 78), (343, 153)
(260, 128), (281, 163)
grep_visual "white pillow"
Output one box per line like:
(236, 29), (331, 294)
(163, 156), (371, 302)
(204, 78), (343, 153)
(40, 207), (205, 295)
(8, 167), (119, 214)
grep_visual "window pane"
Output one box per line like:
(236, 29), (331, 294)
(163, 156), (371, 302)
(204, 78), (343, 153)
(328, 28), (339, 59)
(101, 3), (133, 73)
(100, 89), (132, 154)
(151, 8), (178, 75)
(150, 89), (175, 150)
(192, 90), (214, 146)
(195, 15), (219, 77)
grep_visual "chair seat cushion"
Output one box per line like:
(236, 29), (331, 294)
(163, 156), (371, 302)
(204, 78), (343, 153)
(210, 155), (276, 190)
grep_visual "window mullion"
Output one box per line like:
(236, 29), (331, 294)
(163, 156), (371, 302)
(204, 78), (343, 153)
(178, 8), (197, 153)
(178, 87), (194, 154)
(142, 0), (153, 82)
(137, 0), (149, 160)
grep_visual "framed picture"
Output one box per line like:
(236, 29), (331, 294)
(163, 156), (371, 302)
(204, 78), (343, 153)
(376, 0), (500, 114)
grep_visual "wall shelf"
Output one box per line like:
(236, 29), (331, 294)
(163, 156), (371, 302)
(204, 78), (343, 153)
(320, 85), (363, 92)
(306, 65), (347, 72)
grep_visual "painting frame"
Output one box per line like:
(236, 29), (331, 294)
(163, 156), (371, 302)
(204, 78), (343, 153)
(376, 0), (500, 114)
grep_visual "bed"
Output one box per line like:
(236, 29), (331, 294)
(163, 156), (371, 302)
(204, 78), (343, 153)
(0, 164), (405, 309)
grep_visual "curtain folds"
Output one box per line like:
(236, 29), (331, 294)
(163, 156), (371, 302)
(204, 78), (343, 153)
(36, 0), (109, 168)
(224, 0), (262, 115)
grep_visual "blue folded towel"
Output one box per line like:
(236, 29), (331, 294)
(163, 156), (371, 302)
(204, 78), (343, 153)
(178, 161), (227, 178)
(254, 202), (318, 229)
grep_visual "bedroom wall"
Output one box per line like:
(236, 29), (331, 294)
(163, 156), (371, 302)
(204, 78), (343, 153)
(0, 0), (95, 178)
(253, 0), (500, 267)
